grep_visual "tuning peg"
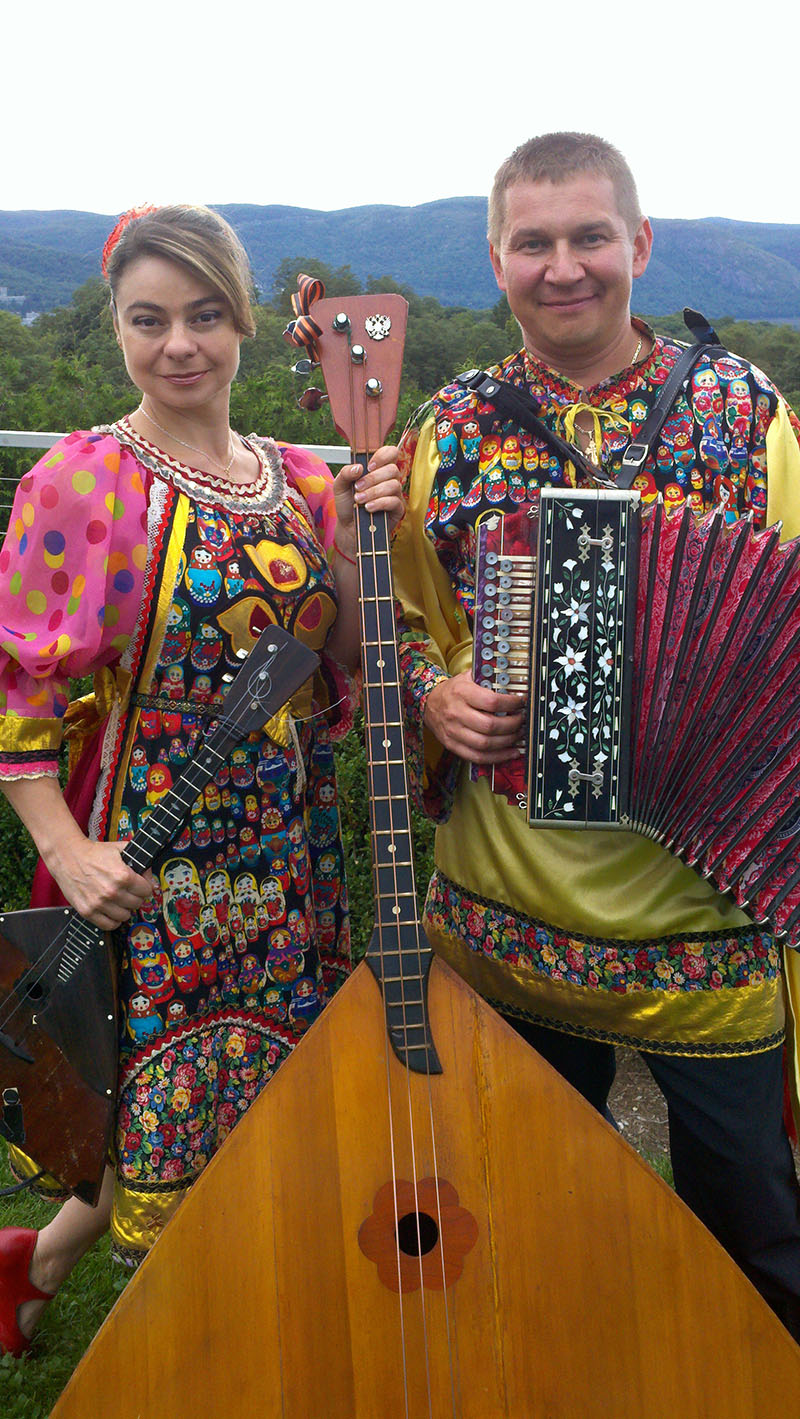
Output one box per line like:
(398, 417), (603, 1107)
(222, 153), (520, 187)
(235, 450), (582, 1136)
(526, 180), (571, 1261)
(236, 648), (249, 659)
(332, 312), (351, 332)
(351, 345), (366, 364)
(221, 672), (235, 683)
(298, 387), (328, 412)
(291, 358), (315, 376)
(366, 378), (382, 398)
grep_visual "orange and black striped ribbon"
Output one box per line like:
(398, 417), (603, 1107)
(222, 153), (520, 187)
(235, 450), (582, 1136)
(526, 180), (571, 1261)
(285, 273), (325, 354)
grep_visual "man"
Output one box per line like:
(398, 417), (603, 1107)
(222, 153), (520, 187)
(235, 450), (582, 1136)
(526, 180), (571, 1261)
(381, 132), (800, 1336)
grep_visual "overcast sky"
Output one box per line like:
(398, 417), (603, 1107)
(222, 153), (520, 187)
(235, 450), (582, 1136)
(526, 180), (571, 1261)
(3, 0), (796, 227)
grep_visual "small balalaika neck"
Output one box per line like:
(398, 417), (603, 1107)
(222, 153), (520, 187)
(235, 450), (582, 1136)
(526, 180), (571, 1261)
(58, 626), (318, 986)
(60, 743), (229, 983)
(355, 484), (441, 1075)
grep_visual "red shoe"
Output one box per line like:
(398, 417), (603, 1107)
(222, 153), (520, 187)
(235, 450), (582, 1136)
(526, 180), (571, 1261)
(0, 1228), (55, 1357)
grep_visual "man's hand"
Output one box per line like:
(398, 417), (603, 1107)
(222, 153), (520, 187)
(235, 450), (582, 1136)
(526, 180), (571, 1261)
(425, 673), (526, 763)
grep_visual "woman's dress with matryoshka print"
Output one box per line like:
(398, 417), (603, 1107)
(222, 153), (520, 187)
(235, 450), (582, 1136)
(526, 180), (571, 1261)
(0, 420), (353, 1262)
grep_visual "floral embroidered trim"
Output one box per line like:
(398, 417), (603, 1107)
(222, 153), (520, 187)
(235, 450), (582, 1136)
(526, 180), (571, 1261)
(427, 869), (782, 995)
(99, 420), (288, 515)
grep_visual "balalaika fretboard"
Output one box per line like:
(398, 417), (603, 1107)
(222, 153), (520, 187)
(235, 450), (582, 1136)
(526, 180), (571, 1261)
(472, 487), (800, 947)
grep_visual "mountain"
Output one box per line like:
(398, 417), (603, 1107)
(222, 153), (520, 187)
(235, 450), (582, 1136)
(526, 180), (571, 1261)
(0, 200), (798, 321)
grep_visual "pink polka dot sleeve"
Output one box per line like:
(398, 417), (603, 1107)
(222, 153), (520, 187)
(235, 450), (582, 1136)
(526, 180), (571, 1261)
(0, 431), (150, 779)
(278, 443), (338, 551)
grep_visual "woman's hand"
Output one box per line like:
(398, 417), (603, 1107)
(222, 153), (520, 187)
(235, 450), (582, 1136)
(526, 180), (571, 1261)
(48, 837), (155, 930)
(0, 776), (154, 930)
(332, 456), (405, 554)
(325, 456), (405, 670)
(425, 673), (526, 763)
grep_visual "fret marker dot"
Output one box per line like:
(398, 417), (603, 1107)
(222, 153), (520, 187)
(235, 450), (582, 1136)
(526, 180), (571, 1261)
(392, 906), (400, 915)
(388, 843), (396, 853)
(377, 659), (385, 668)
(383, 738), (391, 748)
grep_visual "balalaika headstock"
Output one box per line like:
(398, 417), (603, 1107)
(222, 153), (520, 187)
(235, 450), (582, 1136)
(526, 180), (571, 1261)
(207, 624), (319, 759)
(285, 278), (408, 455)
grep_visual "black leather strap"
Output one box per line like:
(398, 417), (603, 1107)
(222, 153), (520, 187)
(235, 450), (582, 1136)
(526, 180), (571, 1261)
(617, 309), (725, 488)
(455, 369), (613, 487)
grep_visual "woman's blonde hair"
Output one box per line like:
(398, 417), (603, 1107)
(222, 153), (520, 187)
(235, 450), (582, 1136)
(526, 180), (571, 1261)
(104, 204), (256, 338)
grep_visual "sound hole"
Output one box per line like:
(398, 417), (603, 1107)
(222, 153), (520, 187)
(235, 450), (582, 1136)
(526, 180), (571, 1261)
(397, 1210), (439, 1257)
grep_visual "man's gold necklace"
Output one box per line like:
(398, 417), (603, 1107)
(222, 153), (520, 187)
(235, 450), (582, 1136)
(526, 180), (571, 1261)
(136, 405), (238, 474)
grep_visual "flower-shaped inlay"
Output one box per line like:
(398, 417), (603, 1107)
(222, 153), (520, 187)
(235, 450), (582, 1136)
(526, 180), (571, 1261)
(358, 1175), (478, 1294)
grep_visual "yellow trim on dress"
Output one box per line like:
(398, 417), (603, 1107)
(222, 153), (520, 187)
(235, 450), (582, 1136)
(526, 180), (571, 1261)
(112, 1179), (187, 1262)
(105, 493), (191, 842)
(0, 713), (63, 757)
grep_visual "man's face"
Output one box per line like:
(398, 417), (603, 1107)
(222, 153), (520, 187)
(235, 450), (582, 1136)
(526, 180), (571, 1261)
(490, 174), (652, 371)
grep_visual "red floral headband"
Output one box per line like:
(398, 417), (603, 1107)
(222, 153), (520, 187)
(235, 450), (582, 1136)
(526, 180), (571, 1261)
(101, 204), (159, 278)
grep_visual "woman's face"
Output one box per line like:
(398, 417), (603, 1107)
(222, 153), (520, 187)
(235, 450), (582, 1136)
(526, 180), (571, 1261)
(113, 254), (242, 416)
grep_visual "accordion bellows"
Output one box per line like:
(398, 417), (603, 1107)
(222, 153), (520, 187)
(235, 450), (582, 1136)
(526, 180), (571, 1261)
(472, 488), (800, 948)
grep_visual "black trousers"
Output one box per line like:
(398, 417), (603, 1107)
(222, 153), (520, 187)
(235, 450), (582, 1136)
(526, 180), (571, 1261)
(505, 1016), (800, 1342)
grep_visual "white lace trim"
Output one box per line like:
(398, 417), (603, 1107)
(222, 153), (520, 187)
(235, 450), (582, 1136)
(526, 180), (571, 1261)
(94, 421), (288, 515)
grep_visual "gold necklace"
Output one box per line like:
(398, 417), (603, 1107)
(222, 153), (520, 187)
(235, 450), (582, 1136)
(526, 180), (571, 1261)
(630, 333), (644, 365)
(136, 405), (237, 474)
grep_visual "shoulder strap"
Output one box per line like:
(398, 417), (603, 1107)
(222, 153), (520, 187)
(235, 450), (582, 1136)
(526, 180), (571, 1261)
(617, 309), (725, 488)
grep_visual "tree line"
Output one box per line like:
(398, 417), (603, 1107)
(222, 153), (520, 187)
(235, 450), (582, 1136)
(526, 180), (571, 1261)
(2, 257), (799, 486)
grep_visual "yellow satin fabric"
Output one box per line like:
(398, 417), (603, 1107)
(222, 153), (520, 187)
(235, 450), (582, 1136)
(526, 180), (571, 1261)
(0, 713), (64, 760)
(111, 1178), (187, 1264)
(62, 665), (133, 773)
(438, 774), (753, 942)
(766, 399), (800, 541)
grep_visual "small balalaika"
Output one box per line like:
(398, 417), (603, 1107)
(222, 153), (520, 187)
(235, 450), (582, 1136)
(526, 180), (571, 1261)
(472, 487), (800, 948)
(0, 626), (319, 1202)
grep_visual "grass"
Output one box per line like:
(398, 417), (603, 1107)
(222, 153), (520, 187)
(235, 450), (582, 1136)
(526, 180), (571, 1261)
(0, 1150), (127, 1417)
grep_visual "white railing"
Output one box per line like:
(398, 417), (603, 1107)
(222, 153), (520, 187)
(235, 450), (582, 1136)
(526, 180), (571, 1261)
(0, 431), (350, 462)
(0, 432), (350, 513)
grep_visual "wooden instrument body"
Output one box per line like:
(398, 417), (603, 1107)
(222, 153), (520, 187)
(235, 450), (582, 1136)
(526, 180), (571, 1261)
(51, 956), (800, 1416)
(0, 906), (115, 1204)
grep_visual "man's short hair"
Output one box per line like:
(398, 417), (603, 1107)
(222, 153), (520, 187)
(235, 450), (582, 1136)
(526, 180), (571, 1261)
(488, 132), (643, 246)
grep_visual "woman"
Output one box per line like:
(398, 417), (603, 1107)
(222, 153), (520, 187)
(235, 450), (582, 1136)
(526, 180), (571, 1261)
(0, 204), (403, 1355)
